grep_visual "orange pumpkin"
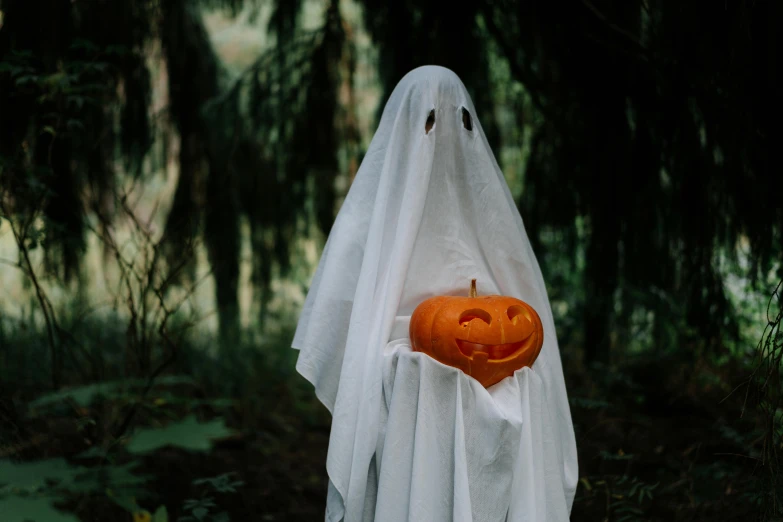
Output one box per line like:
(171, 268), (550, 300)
(409, 279), (544, 388)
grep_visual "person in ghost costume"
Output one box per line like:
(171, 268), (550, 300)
(292, 66), (578, 522)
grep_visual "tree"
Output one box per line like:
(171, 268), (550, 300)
(0, 0), (353, 343)
(2, 0), (779, 362)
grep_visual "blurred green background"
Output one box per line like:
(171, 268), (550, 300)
(0, 1), (781, 520)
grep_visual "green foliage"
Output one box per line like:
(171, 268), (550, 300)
(0, 457), (149, 522)
(0, 301), (313, 521)
(108, 493), (169, 522)
(29, 376), (196, 410)
(0, 404), (236, 521)
(577, 474), (659, 522)
(0, 495), (80, 522)
(179, 474), (243, 522)
(0, 458), (85, 490)
(192, 473), (244, 494)
(747, 280), (783, 518)
(0, 459), (143, 505)
(153, 506), (171, 522)
(126, 416), (234, 454)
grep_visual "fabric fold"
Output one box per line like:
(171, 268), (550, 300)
(368, 340), (570, 522)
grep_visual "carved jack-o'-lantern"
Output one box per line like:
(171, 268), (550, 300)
(409, 279), (544, 388)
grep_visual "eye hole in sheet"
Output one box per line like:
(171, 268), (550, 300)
(462, 107), (473, 131)
(425, 109), (436, 134)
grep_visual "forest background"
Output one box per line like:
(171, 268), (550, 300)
(0, 1), (781, 520)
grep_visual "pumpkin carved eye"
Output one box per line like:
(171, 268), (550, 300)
(459, 308), (491, 327)
(507, 305), (531, 325)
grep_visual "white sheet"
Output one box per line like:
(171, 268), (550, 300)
(292, 65), (577, 521)
(371, 339), (572, 522)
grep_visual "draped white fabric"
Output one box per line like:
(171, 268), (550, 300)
(292, 66), (578, 521)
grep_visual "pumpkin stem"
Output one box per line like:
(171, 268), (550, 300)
(470, 279), (477, 298)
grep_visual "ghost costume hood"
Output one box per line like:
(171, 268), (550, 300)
(293, 66), (578, 521)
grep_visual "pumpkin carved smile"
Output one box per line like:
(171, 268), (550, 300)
(455, 338), (534, 360)
(409, 279), (544, 388)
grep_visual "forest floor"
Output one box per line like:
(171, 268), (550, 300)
(0, 342), (766, 522)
